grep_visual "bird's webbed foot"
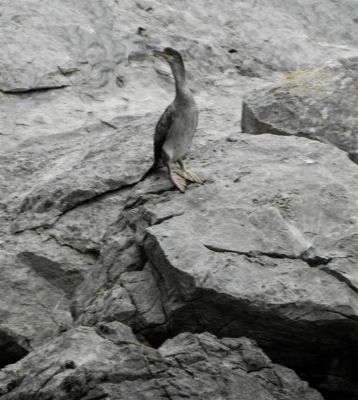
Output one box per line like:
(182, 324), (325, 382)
(177, 161), (203, 184)
(177, 169), (203, 184)
(170, 171), (187, 192)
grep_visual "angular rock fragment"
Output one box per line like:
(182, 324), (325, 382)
(0, 250), (72, 365)
(0, 231), (91, 367)
(0, 116), (153, 233)
(0, 324), (322, 400)
(242, 57), (358, 159)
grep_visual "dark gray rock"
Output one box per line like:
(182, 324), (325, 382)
(0, 324), (322, 400)
(242, 57), (358, 158)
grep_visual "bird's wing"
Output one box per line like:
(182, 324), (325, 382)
(153, 104), (174, 165)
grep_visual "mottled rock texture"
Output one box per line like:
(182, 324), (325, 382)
(1, 0), (358, 150)
(1, 1), (358, 400)
(0, 323), (322, 400)
(242, 57), (358, 159)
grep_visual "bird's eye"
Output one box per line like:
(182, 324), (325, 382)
(165, 48), (175, 55)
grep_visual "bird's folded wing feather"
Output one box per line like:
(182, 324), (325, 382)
(153, 104), (174, 164)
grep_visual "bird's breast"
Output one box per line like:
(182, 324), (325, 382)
(163, 106), (198, 162)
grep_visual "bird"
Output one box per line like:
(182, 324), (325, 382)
(146, 47), (203, 192)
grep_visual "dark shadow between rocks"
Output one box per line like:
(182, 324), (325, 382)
(0, 330), (29, 369)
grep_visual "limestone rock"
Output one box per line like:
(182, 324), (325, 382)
(242, 57), (358, 158)
(1, 0), (358, 151)
(0, 248), (72, 367)
(1, 1), (358, 399)
(0, 324), (322, 400)
(72, 133), (358, 398)
(0, 116), (154, 234)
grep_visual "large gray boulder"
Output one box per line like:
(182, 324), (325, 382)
(242, 57), (358, 160)
(0, 323), (322, 400)
(73, 133), (358, 398)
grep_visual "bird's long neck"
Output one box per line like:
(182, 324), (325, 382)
(170, 60), (189, 100)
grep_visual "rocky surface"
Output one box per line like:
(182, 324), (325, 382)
(0, 323), (323, 400)
(1, 1), (358, 400)
(242, 57), (358, 160)
(1, 0), (358, 151)
(72, 134), (358, 399)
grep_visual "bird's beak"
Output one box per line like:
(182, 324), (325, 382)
(152, 49), (164, 58)
(127, 46), (172, 64)
(152, 50), (167, 59)
(150, 47), (172, 61)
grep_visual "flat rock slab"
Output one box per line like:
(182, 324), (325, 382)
(242, 57), (358, 158)
(0, 115), (154, 233)
(0, 323), (322, 400)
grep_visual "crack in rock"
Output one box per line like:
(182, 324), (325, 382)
(0, 85), (69, 95)
(203, 243), (333, 268)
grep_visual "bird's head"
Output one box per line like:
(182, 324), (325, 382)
(152, 47), (183, 65)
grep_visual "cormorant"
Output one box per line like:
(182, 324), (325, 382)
(147, 47), (202, 192)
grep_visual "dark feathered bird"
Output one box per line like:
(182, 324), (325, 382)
(147, 47), (202, 192)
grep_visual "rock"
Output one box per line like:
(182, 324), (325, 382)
(0, 247), (72, 367)
(141, 135), (358, 398)
(0, 324), (322, 400)
(74, 255), (166, 331)
(1, 0), (358, 151)
(241, 57), (358, 159)
(0, 2), (89, 93)
(15, 234), (93, 298)
(0, 115), (154, 233)
(0, 115), (153, 364)
(1, 1), (358, 399)
(72, 133), (358, 398)
(0, 227), (96, 366)
(46, 188), (131, 253)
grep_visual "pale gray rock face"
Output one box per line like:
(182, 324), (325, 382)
(0, 324), (322, 400)
(241, 57), (358, 159)
(1, 1), (358, 400)
(0, 242), (73, 367)
(2, 115), (154, 234)
(0, 227), (95, 368)
(1, 0), (357, 150)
